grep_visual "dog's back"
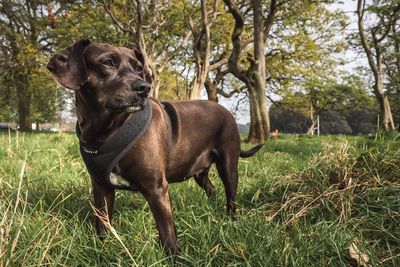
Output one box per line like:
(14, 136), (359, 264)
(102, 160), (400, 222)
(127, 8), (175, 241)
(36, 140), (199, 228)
(161, 100), (240, 182)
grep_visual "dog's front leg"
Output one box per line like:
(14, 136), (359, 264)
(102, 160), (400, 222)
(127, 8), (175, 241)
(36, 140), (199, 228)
(91, 177), (115, 236)
(141, 180), (178, 255)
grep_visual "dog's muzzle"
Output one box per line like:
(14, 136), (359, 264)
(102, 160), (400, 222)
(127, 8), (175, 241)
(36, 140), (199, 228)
(132, 80), (150, 98)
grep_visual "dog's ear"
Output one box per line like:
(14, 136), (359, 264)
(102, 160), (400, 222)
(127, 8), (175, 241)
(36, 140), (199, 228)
(134, 48), (152, 84)
(47, 39), (91, 90)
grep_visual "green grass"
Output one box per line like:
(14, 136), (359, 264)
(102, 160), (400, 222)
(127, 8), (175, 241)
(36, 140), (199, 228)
(1, 130), (399, 266)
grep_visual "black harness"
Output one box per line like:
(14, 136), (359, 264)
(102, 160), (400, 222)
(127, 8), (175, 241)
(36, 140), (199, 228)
(76, 100), (153, 185)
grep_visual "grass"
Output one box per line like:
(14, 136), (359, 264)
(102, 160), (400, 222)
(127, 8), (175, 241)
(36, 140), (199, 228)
(0, 130), (399, 266)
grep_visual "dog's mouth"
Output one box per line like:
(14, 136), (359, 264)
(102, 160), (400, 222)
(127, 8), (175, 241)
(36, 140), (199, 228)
(106, 94), (147, 114)
(110, 103), (143, 113)
(106, 99), (145, 113)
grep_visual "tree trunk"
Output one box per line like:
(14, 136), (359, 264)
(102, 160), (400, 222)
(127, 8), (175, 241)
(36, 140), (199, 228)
(307, 113), (318, 135)
(247, 0), (269, 141)
(382, 97), (394, 129)
(190, 74), (205, 100)
(189, 0), (211, 100)
(247, 83), (269, 142)
(204, 77), (218, 102)
(190, 53), (209, 99)
(248, 88), (257, 142)
(151, 72), (160, 99)
(375, 77), (395, 129)
(17, 87), (32, 131)
(254, 75), (270, 140)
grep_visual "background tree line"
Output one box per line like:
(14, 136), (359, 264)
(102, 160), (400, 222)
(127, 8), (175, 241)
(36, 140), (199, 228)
(0, 0), (399, 142)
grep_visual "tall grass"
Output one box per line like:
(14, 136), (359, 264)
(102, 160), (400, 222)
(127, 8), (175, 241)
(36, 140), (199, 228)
(0, 131), (399, 266)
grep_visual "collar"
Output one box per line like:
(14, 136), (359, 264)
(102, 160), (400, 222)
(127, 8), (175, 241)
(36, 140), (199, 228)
(76, 100), (152, 186)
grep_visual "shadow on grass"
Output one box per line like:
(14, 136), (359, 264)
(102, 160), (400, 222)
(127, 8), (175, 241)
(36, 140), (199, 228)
(5, 177), (147, 226)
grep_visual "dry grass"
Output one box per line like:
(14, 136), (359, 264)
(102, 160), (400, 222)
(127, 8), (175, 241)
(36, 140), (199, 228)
(0, 131), (399, 266)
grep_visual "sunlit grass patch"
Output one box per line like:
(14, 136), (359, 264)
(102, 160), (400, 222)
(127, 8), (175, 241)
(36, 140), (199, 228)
(0, 131), (399, 265)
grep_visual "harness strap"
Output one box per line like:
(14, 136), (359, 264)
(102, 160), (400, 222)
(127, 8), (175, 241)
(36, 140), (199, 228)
(76, 100), (152, 185)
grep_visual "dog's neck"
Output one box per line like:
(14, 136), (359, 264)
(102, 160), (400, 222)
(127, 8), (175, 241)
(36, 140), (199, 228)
(75, 88), (128, 145)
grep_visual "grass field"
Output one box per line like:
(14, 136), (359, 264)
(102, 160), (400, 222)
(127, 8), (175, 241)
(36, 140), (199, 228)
(0, 130), (399, 266)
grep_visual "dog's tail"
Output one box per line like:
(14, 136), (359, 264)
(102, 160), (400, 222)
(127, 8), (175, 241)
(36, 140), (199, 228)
(240, 144), (263, 158)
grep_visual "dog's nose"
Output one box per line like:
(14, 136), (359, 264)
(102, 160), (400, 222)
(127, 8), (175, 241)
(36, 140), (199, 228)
(132, 80), (150, 95)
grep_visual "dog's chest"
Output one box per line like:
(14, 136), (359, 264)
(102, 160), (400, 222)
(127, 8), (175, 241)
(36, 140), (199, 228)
(109, 172), (130, 187)
(109, 165), (136, 190)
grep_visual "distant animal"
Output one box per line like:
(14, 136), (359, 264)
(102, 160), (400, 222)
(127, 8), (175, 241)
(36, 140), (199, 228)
(271, 129), (279, 140)
(47, 39), (263, 254)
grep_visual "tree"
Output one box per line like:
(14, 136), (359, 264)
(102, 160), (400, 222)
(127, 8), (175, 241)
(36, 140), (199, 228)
(381, 1), (400, 127)
(0, 0), (47, 131)
(46, 2), (127, 49)
(221, 0), (347, 142)
(356, 0), (399, 130)
(319, 111), (353, 135)
(270, 105), (310, 133)
(346, 107), (378, 134)
(0, 41), (18, 123)
(30, 64), (61, 129)
(188, 0), (230, 100)
(275, 75), (373, 135)
(222, 0), (278, 142)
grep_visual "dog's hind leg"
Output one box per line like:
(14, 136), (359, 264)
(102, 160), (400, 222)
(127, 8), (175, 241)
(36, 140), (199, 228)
(194, 167), (216, 198)
(215, 153), (239, 214)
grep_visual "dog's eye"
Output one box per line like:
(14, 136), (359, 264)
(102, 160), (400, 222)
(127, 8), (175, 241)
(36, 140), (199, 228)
(102, 59), (115, 68)
(134, 63), (144, 72)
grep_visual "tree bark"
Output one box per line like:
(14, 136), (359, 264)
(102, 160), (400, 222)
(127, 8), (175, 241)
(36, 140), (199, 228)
(253, 0), (270, 141)
(247, 86), (266, 142)
(204, 76), (218, 102)
(375, 75), (395, 129)
(307, 113), (318, 135)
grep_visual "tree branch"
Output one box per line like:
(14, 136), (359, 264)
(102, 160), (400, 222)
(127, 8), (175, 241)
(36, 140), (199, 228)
(356, 0), (379, 76)
(101, 0), (134, 35)
(223, 0), (246, 80)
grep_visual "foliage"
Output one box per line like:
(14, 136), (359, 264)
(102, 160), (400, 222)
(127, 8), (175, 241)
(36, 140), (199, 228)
(0, 75), (18, 122)
(0, 0), (396, 136)
(270, 106), (310, 133)
(46, 1), (127, 49)
(0, 1), (65, 129)
(266, 1), (348, 94)
(319, 111), (353, 134)
(270, 105), (378, 135)
(158, 67), (188, 100)
(304, 76), (371, 115)
(271, 74), (377, 134)
(346, 107), (379, 135)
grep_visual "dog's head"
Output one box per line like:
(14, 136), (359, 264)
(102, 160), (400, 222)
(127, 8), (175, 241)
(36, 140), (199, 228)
(47, 39), (151, 113)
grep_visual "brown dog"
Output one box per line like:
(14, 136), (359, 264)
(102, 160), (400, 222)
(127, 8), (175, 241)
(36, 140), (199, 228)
(47, 39), (262, 254)
(271, 129), (279, 140)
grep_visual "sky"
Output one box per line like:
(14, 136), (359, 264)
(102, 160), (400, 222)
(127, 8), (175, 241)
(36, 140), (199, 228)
(332, 1), (367, 72)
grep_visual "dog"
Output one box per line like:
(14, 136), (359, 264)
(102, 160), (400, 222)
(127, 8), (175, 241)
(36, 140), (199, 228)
(47, 39), (263, 254)
(271, 129), (279, 140)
